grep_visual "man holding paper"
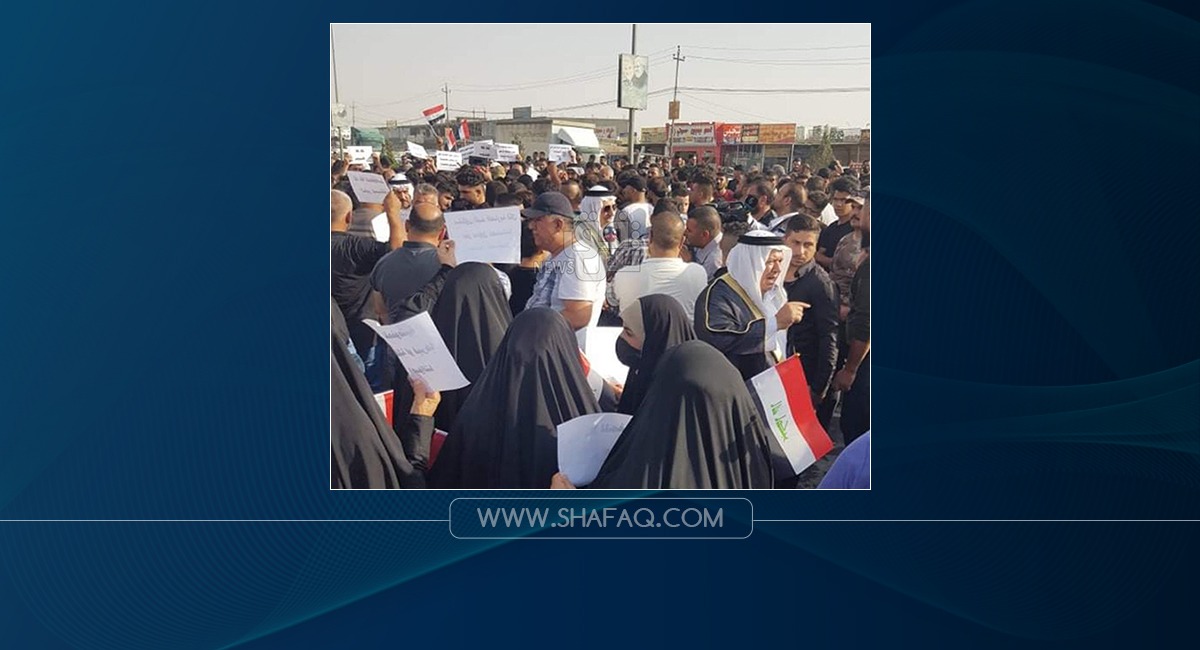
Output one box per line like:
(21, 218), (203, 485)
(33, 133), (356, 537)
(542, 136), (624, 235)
(371, 202), (446, 324)
(331, 189), (405, 370)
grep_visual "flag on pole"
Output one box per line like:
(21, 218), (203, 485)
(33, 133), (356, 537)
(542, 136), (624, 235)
(444, 127), (457, 150)
(423, 103), (447, 125)
(457, 118), (471, 142)
(747, 356), (834, 478)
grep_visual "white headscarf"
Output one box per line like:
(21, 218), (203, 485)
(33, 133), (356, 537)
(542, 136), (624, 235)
(579, 184), (614, 230)
(725, 230), (792, 358)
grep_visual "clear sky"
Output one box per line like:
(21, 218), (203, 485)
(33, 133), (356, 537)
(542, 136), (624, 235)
(331, 23), (870, 131)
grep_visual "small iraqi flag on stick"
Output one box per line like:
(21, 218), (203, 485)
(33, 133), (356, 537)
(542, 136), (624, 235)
(747, 355), (835, 478)
(423, 103), (447, 125)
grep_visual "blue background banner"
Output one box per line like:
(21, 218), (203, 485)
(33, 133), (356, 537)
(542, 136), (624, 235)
(1, 1), (1197, 648)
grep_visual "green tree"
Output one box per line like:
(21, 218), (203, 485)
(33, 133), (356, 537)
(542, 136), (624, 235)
(808, 128), (834, 170)
(380, 137), (396, 168)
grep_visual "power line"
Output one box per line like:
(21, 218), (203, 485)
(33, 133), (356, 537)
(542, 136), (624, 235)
(676, 86), (870, 94)
(676, 92), (789, 123)
(689, 55), (871, 66)
(453, 47), (672, 91)
(453, 52), (672, 93)
(538, 88), (673, 114)
(681, 44), (869, 52)
(358, 89), (443, 108)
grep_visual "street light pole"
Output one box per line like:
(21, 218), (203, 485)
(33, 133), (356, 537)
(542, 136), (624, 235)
(330, 25), (343, 157)
(627, 23), (636, 164)
(667, 45), (684, 163)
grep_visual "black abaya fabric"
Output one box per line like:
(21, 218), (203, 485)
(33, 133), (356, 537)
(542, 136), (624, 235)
(616, 294), (696, 415)
(589, 340), (775, 489)
(428, 262), (513, 432)
(331, 298), (425, 489)
(427, 308), (600, 488)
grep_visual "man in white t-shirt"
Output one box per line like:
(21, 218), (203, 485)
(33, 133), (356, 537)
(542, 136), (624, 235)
(609, 209), (708, 320)
(523, 191), (606, 343)
(614, 174), (652, 242)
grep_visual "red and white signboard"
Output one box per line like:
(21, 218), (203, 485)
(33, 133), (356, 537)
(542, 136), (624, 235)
(748, 356), (834, 476)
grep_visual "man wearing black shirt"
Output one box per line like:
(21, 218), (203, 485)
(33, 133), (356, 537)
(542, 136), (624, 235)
(781, 214), (840, 425)
(833, 197), (871, 446)
(815, 176), (860, 269)
(330, 188), (404, 360)
(370, 202), (446, 324)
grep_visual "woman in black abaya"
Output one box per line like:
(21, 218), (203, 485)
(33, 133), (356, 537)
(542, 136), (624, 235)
(584, 340), (775, 489)
(429, 262), (512, 432)
(331, 298), (427, 489)
(428, 308), (600, 489)
(615, 294), (696, 415)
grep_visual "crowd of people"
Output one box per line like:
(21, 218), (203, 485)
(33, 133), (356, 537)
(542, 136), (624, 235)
(331, 149), (871, 490)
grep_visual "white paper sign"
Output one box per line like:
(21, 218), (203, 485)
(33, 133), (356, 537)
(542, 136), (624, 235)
(548, 144), (574, 163)
(583, 327), (629, 385)
(557, 413), (633, 486)
(347, 146), (374, 166)
(443, 206), (521, 264)
(495, 143), (519, 162)
(371, 213), (389, 243)
(458, 143), (475, 159)
(436, 150), (462, 172)
(474, 140), (496, 159)
(346, 172), (391, 204)
(362, 312), (470, 392)
(406, 141), (428, 159)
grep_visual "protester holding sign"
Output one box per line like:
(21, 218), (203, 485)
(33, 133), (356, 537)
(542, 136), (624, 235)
(332, 146), (871, 489)
(370, 202), (448, 325)
(565, 341), (774, 489)
(429, 309), (600, 489)
(331, 301), (425, 489)
(331, 189), (405, 380)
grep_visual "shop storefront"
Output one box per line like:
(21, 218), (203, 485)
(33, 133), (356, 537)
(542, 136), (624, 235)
(719, 123), (797, 170)
(668, 122), (721, 166)
(639, 126), (667, 159)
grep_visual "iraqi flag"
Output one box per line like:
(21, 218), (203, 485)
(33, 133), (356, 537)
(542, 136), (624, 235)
(443, 127), (457, 150)
(423, 103), (447, 125)
(457, 119), (471, 142)
(747, 356), (835, 478)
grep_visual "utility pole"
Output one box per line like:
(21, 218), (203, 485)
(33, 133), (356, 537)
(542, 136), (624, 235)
(330, 25), (343, 156)
(351, 101), (356, 128)
(442, 83), (450, 117)
(667, 44), (684, 162)
(627, 24), (636, 164)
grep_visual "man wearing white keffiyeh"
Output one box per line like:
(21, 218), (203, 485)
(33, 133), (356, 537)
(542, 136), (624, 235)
(693, 230), (810, 380)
